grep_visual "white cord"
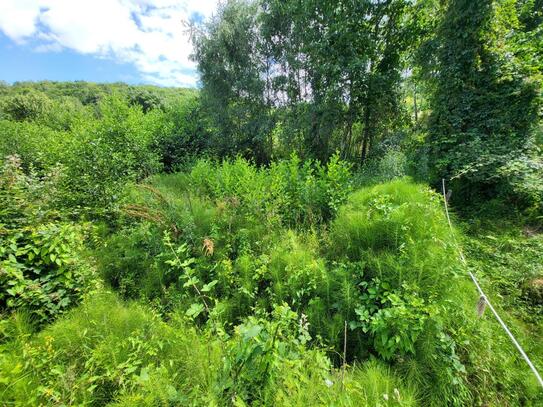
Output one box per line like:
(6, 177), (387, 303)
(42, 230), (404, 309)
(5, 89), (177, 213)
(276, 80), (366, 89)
(441, 179), (543, 389)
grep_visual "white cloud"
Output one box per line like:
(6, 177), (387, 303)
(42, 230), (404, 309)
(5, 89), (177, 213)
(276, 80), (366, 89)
(0, 0), (218, 87)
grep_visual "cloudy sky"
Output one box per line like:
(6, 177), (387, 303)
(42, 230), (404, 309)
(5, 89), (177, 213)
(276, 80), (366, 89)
(0, 0), (219, 87)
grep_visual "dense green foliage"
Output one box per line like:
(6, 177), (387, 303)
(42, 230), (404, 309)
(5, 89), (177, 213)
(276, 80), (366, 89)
(421, 0), (542, 212)
(0, 80), (196, 112)
(0, 82), (214, 217)
(83, 165), (541, 405)
(0, 156), (96, 324)
(0, 292), (419, 406)
(2, 154), (540, 404)
(191, 0), (543, 216)
(1, 0), (542, 404)
(192, 0), (413, 163)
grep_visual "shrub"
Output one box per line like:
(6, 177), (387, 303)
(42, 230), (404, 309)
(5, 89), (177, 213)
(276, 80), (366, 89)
(354, 148), (408, 186)
(98, 185), (219, 306)
(496, 152), (543, 218)
(0, 156), (96, 324)
(187, 153), (352, 228)
(62, 95), (162, 214)
(0, 119), (70, 173)
(350, 279), (435, 360)
(215, 303), (317, 404)
(99, 155), (351, 321)
(0, 222), (95, 324)
(98, 222), (164, 300)
(153, 94), (213, 172)
(268, 153), (352, 226)
(41, 96), (92, 132)
(3, 91), (52, 122)
(265, 231), (328, 309)
(1, 94), (163, 219)
(215, 303), (418, 406)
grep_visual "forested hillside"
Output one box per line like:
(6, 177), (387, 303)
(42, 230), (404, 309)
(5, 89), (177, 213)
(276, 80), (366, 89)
(0, 0), (542, 406)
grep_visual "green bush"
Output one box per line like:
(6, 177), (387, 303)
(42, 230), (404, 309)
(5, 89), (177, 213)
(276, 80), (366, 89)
(62, 96), (162, 213)
(265, 231), (327, 309)
(0, 156), (96, 324)
(98, 222), (163, 300)
(187, 153), (352, 228)
(41, 96), (92, 131)
(0, 119), (70, 172)
(215, 303), (317, 404)
(1, 94), (164, 219)
(322, 179), (475, 404)
(2, 90), (52, 122)
(153, 94), (213, 172)
(354, 148), (408, 186)
(98, 184), (219, 307)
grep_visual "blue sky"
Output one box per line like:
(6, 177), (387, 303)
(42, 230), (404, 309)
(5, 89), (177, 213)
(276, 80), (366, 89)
(0, 1), (217, 88)
(0, 33), (145, 85)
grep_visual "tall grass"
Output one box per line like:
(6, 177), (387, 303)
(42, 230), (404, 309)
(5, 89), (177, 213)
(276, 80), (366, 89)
(328, 178), (462, 295)
(0, 292), (219, 405)
(0, 292), (419, 406)
(17, 160), (539, 406)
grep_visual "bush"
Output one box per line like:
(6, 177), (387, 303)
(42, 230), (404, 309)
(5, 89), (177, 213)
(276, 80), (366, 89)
(153, 95), (213, 172)
(265, 232), (327, 308)
(62, 96), (162, 214)
(2, 91), (52, 122)
(98, 155), (352, 319)
(187, 153), (352, 228)
(496, 152), (543, 218)
(323, 179), (474, 405)
(0, 119), (70, 173)
(1, 94), (163, 219)
(0, 156), (96, 324)
(355, 148), (408, 186)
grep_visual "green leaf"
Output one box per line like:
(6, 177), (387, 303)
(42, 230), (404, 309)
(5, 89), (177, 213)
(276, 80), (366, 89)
(201, 280), (218, 292)
(185, 303), (204, 318)
(242, 324), (262, 340)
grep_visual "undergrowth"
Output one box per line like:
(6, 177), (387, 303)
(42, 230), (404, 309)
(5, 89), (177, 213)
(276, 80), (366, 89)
(1, 156), (542, 406)
(0, 292), (417, 406)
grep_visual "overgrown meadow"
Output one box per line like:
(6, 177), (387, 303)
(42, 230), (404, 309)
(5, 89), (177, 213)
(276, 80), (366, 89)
(1, 0), (543, 403)
(0, 80), (541, 406)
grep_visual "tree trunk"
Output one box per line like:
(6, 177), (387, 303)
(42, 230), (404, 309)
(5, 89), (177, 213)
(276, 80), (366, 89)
(413, 83), (418, 123)
(361, 105), (371, 162)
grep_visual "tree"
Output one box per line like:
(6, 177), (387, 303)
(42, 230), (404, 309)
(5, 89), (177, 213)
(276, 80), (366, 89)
(4, 91), (52, 122)
(192, 0), (413, 164)
(424, 0), (541, 205)
(155, 95), (213, 171)
(192, 0), (274, 163)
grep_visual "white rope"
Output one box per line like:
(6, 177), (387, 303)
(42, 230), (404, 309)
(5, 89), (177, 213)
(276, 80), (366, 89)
(441, 179), (543, 389)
